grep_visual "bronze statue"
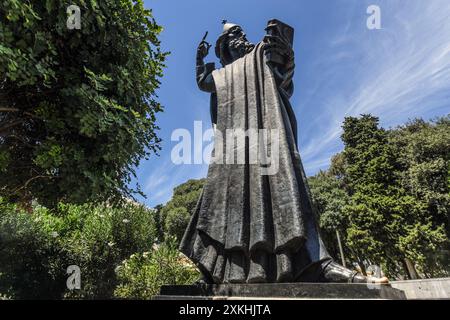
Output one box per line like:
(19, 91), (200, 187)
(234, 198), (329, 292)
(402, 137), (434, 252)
(179, 20), (388, 284)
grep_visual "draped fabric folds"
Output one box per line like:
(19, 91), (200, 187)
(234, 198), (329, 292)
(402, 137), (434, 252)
(180, 43), (330, 283)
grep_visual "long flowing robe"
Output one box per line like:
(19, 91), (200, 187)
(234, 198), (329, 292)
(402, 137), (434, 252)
(180, 42), (331, 283)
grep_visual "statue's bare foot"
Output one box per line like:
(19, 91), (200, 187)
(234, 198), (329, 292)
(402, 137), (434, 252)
(322, 261), (389, 284)
(368, 276), (389, 284)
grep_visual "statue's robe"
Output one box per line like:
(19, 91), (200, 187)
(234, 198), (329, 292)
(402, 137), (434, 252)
(180, 42), (331, 283)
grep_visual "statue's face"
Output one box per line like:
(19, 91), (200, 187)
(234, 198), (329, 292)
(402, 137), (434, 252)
(227, 26), (246, 41)
(226, 26), (254, 61)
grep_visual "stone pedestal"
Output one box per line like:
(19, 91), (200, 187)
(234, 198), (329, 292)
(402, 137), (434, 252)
(391, 278), (450, 299)
(155, 283), (406, 300)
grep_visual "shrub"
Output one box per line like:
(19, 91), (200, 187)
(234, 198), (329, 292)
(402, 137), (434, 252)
(164, 207), (191, 243)
(0, 200), (158, 299)
(63, 203), (157, 299)
(0, 199), (66, 299)
(158, 179), (204, 244)
(114, 237), (200, 299)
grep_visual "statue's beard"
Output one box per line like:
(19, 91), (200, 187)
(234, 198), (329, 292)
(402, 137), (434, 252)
(228, 36), (255, 58)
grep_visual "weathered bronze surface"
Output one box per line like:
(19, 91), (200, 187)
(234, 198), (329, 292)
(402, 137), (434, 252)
(180, 20), (379, 284)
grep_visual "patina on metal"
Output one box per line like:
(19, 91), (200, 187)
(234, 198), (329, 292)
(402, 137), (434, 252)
(180, 19), (387, 284)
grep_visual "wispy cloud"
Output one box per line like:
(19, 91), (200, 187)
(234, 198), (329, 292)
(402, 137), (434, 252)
(136, 0), (450, 206)
(139, 89), (212, 207)
(299, 1), (450, 175)
(142, 154), (208, 206)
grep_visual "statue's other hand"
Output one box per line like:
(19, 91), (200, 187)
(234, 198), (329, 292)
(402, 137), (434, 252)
(197, 40), (211, 59)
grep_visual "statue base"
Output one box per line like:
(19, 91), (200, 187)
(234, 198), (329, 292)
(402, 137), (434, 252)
(155, 283), (406, 300)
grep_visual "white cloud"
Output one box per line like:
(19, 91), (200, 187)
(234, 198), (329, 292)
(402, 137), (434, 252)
(300, 0), (450, 175)
(142, 155), (208, 206)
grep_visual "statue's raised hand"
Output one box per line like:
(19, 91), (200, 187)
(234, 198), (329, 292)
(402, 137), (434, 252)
(197, 32), (212, 59)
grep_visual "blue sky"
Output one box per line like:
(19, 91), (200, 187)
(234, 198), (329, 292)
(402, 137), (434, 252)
(134, 0), (450, 207)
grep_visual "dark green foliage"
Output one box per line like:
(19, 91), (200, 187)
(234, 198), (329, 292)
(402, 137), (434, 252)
(308, 169), (349, 261)
(114, 237), (200, 299)
(389, 117), (449, 233)
(152, 203), (164, 242)
(159, 179), (205, 244)
(164, 207), (191, 242)
(0, 0), (168, 207)
(0, 199), (66, 299)
(0, 200), (157, 299)
(389, 116), (450, 277)
(341, 115), (403, 274)
(63, 202), (157, 299)
(309, 114), (449, 279)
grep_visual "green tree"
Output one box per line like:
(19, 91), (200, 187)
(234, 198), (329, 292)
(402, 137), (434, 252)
(308, 169), (349, 263)
(164, 207), (191, 242)
(389, 116), (450, 277)
(159, 179), (205, 244)
(342, 116), (393, 273)
(153, 203), (165, 242)
(341, 115), (447, 278)
(0, 0), (167, 208)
